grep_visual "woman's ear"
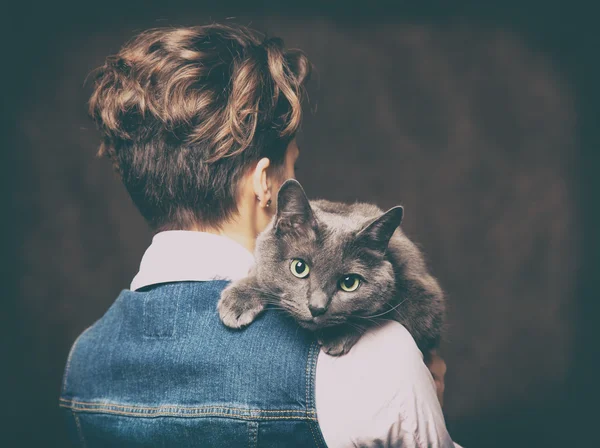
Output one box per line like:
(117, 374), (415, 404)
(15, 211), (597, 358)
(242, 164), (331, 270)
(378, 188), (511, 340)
(252, 157), (272, 208)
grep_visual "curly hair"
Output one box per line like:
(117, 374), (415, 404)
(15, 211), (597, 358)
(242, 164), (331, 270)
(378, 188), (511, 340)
(89, 24), (311, 230)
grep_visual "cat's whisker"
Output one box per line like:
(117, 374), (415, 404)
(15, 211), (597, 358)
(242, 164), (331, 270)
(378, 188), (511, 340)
(345, 322), (368, 334)
(244, 288), (282, 300)
(349, 315), (381, 328)
(358, 299), (407, 319)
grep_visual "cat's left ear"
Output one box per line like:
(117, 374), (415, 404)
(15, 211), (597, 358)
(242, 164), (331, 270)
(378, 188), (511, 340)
(356, 206), (404, 255)
(275, 179), (317, 236)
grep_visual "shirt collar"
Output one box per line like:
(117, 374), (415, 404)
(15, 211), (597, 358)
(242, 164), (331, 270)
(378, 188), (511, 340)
(130, 230), (255, 291)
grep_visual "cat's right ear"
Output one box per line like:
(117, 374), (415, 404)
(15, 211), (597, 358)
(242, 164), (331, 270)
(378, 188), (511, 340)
(275, 179), (317, 236)
(355, 206), (404, 255)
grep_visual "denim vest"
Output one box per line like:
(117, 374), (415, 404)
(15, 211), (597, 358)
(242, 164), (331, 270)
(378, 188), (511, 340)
(60, 281), (328, 447)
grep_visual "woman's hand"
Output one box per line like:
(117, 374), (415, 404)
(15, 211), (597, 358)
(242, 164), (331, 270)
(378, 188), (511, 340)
(426, 350), (447, 407)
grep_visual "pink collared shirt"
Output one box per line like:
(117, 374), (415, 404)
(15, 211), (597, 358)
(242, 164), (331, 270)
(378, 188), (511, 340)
(131, 231), (461, 448)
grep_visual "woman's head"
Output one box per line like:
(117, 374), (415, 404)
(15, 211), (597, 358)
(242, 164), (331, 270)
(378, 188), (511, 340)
(89, 24), (310, 232)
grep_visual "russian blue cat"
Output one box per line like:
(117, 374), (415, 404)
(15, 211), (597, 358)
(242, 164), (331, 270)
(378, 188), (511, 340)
(218, 179), (445, 356)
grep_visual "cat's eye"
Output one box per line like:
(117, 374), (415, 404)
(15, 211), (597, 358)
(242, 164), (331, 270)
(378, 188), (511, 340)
(339, 275), (361, 292)
(290, 259), (310, 278)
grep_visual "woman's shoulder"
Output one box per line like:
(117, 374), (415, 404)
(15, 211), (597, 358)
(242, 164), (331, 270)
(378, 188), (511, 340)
(315, 321), (454, 448)
(317, 320), (424, 378)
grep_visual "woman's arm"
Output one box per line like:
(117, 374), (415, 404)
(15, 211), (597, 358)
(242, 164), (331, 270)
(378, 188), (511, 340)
(427, 350), (447, 407)
(315, 320), (455, 448)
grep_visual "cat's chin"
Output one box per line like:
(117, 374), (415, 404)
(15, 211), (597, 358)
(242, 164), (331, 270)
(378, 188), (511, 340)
(296, 318), (338, 332)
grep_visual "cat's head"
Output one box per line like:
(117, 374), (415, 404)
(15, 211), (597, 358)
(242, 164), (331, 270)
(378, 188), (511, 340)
(255, 179), (404, 331)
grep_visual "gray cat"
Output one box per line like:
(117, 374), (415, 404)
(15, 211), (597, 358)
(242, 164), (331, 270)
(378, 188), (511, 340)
(218, 179), (445, 356)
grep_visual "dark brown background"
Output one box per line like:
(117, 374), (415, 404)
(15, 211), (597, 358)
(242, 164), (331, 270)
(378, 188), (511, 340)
(2, 1), (598, 447)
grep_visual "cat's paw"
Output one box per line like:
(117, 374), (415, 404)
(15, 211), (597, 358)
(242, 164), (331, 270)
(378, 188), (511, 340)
(317, 331), (362, 356)
(217, 286), (265, 329)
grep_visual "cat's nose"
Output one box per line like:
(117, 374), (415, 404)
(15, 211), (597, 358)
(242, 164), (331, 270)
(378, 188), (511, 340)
(308, 291), (329, 317)
(308, 303), (327, 317)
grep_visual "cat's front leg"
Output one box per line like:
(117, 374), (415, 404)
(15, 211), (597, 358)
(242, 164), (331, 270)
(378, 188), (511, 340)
(316, 326), (363, 356)
(218, 276), (266, 329)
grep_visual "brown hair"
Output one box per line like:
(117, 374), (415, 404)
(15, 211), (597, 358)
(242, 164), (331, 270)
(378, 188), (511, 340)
(89, 24), (311, 230)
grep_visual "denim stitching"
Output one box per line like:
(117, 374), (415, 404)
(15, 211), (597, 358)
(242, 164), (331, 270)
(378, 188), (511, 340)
(305, 342), (318, 447)
(309, 420), (320, 446)
(61, 406), (317, 421)
(306, 342), (321, 447)
(59, 400), (317, 421)
(142, 286), (180, 339)
(305, 341), (311, 414)
(307, 342), (327, 448)
(61, 324), (95, 395)
(59, 399), (314, 414)
(248, 421), (259, 447)
(72, 410), (87, 448)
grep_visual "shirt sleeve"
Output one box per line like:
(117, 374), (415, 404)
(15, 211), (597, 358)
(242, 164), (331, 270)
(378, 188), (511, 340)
(315, 320), (457, 448)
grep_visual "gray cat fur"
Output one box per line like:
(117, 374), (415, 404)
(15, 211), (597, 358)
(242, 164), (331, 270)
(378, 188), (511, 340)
(218, 179), (445, 356)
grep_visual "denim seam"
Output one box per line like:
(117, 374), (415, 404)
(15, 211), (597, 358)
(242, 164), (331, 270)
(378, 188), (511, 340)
(61, 324), (95, 395)
(248, 421), (258, 447)
(142, 288), (180, 339)
(72, 410), (87, 448)
(306, 342), (327, 448)
(61, 408), (317, 421)
(305, 342), (319, 447)
(59, 400), (317, 421)
(60, 399), (315, 414)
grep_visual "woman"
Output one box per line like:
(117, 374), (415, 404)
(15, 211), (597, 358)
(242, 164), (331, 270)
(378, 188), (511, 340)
(60, 23), (458, 447)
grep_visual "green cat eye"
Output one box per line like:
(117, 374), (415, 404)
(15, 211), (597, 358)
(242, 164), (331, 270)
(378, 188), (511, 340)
(290, 259), (310, 278)
(339, 275), (361, 292)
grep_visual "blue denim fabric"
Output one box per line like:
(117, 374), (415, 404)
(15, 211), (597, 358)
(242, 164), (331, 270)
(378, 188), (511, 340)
(60, 281), (327, 447)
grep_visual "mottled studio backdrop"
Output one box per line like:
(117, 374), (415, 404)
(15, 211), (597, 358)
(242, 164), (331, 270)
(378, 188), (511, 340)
(2, 2), (598, 447)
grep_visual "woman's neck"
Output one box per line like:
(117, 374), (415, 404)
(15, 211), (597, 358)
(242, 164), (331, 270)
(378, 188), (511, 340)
(189, 213), (258, 255)
(214, 225), (256, 254)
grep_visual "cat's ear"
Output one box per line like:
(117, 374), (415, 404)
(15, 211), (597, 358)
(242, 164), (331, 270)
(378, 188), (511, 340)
(356, 206), (404, 254)
(275, 179), (317, 236)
